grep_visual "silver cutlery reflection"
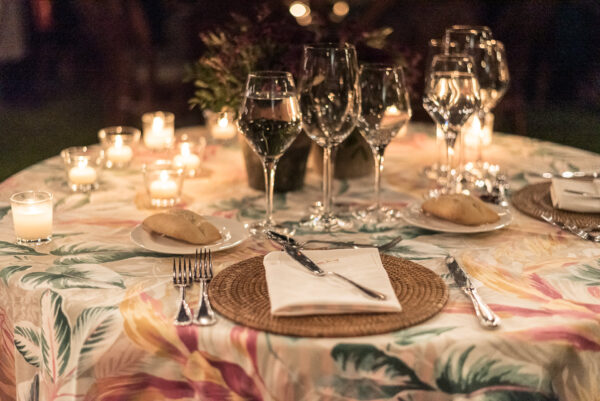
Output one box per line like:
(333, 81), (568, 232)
(540, 213), (600, 242)
(564, 189), (600, 199)
(173, 257), (193, 325)
(194, 249), (217, 326)
(267, 230), (402, 251)
(445, 256), (500, 329)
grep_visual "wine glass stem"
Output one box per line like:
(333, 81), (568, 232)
(477, 109), (487, 164)
(322, 145), (336, 217)
(263, 159), (277, 227)
(444, 126), (458, 193)
(373, 146), (386, 210)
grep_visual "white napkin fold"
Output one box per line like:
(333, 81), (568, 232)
(550, 178), (600, 213)
(264, 248), (402, 316)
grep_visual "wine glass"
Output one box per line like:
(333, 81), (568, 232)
(423, 55), (481, 193)
(489, 40), (510, 110)
(356, 63), (411, 223)
(237, 71), (302, 235)
(445, 26), (497, 170)
(299, 43), (360, 231)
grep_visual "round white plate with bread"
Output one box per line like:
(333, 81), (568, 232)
(130, 215), (248, 254)
(400, 197), (512, 234)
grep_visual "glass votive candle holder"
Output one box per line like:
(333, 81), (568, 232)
(204, 109), (237, 141)
(61, 146), (104, 192)
(142, 111), (175, 150)
(98, 126), (140, 169)
(10, 191), (53, 244)
(172, 134), (206, 178)
(143, 160), (184, 207)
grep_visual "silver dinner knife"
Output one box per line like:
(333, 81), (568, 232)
(274, 240), (387, 301)
(445, 256), (500, 329)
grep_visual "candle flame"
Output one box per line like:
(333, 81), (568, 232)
(159, 170), (169, 182)
(77, 159), (88, 169)
(217, 115), (229, 128)
(114, 135), (123, 148)
(152, 116), (164, 132)
(386, 105), (399, 115)
(180, 142), (191, 156)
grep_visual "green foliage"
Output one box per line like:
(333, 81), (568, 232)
(570, 259), (600, 286)
(20, 264), (125, 290)
(0, 264), (32, 285)
(0, 241), (45, 256)
(394, 327), (456, 346)
(50, 243), (167, 265)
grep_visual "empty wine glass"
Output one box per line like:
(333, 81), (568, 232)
(237, 71), (302, 235)
(299, 43), (360, 231)
(356, 63), (411, 223)
(423, 55), (481, 193)
(490, 40), (510, 110)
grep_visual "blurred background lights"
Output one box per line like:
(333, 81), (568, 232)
(289, 1), (310, 18)
(332, 1), (350, 17)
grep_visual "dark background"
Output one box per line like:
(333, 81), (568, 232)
(1, 0), (599, 181)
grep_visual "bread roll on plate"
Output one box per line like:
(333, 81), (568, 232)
(143, 209), (222, 244)
(421, 194), (499, 226)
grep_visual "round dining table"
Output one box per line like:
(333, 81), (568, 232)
(1, 123), (599, 401)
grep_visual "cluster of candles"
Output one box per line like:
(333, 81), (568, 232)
(10, 110), (239, 244)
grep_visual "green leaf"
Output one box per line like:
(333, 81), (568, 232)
(20, 264), (125, 290)
(70, 306), (122, 374)
(14, 322), (41, 367)
(435, 346), (544, 395)
(0, 241), (45, 256)
(0, 264), (32, 285)
(50, 243), (166, 265)
(40, 290), (71, 380)
(0, 206), (9, 220)
(570, 260), (600, 286)
(331, 344), (433, 399)
(394, 327), (456, 346)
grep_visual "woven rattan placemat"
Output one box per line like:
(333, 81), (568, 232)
(512, 182), (600, 227)
(209, 254), (448, 337)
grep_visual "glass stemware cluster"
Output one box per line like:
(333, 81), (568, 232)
(237, 43), (413, 234)
(423, 25), (510, 193)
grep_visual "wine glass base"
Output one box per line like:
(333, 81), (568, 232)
(245, 221), (295, 238)
(354, 206), (402, 225)
(299, 213), (354, 233)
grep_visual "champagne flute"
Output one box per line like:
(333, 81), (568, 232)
(299, 43), (360, 231)
(356, 63), (411, 223)
(423, 55), (481, 193)
(237, 71), (302, 235)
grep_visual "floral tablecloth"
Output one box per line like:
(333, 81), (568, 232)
(1, 124), (599, 401)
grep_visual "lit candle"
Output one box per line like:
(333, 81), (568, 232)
(13, 202), (52, 241)
(173, 142), (201, 171)
(149, 171), (178, 198)
(143, 114), (175, 149)
(68, 160), (97, 185)
(107, 135), (133, 164)
(211, 113), (237, 140)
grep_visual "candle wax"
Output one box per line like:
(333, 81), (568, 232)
(149, 179), (178, 198)
(13, 205), (52, 240)
(69, 165), (97, 185)
(107, 144), (133, 164)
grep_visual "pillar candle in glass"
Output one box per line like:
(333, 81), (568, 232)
(205, 110), (237, 141)
(10, 191), (53, 244)
(98, 126), (140, 168)
(61, 146), (104, 192)
(142, 111), (175, 150)
(143, 160), (184, 207)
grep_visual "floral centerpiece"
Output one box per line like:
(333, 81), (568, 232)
(186, 6), (419, 191)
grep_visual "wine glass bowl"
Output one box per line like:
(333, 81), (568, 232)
(299, 43), (360, 231)
(237, 71), (302, 235)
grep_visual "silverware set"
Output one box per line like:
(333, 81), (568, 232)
(540, 213), (600, 242)
(172, 249), (217, 326)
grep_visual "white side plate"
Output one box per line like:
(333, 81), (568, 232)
(130, 215), (249, 254)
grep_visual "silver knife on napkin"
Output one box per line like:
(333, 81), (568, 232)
(266, 231), (387, 300)
(445, 256), (500, 329)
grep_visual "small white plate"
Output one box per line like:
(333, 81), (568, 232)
(130, 215), (249, 254)
(400, 202), (512, 234)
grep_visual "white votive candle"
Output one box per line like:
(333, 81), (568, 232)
(68, 162), (97, 185)
(211, 114), (237, 140)
(10, 191), (53, 243)
(143, 114), (175, 149)
(150, 171), (178, 198)
(107, 136), (133, 164)
(173, 142), (201, 171)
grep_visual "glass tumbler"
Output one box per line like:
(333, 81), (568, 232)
(61, 146), (105, 192)
(98, 126), (140, 169)
(143, 160), (184, 207)
(10, 191), (53, 244)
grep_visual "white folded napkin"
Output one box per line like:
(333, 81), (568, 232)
(550, 178), (600, 213)
(264, 248), (402, 316)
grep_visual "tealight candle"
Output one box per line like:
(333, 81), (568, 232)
(142, 112), (175, 150)
(69, 161), (97, 185)
(210, 112), (237, 140)
(106, 135), (133, 164)
(10, 191), (53, 244)
(173, 142), (201, 171)
(150, 171), (179, 199)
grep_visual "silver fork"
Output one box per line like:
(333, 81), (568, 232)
(194, 249), (217, 326)
(173, 257), (193, 325)
(540, 213), (600, 242)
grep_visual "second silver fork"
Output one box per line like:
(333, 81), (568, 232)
(194, 249), (218, 326)
(173, 257), (193, 325)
